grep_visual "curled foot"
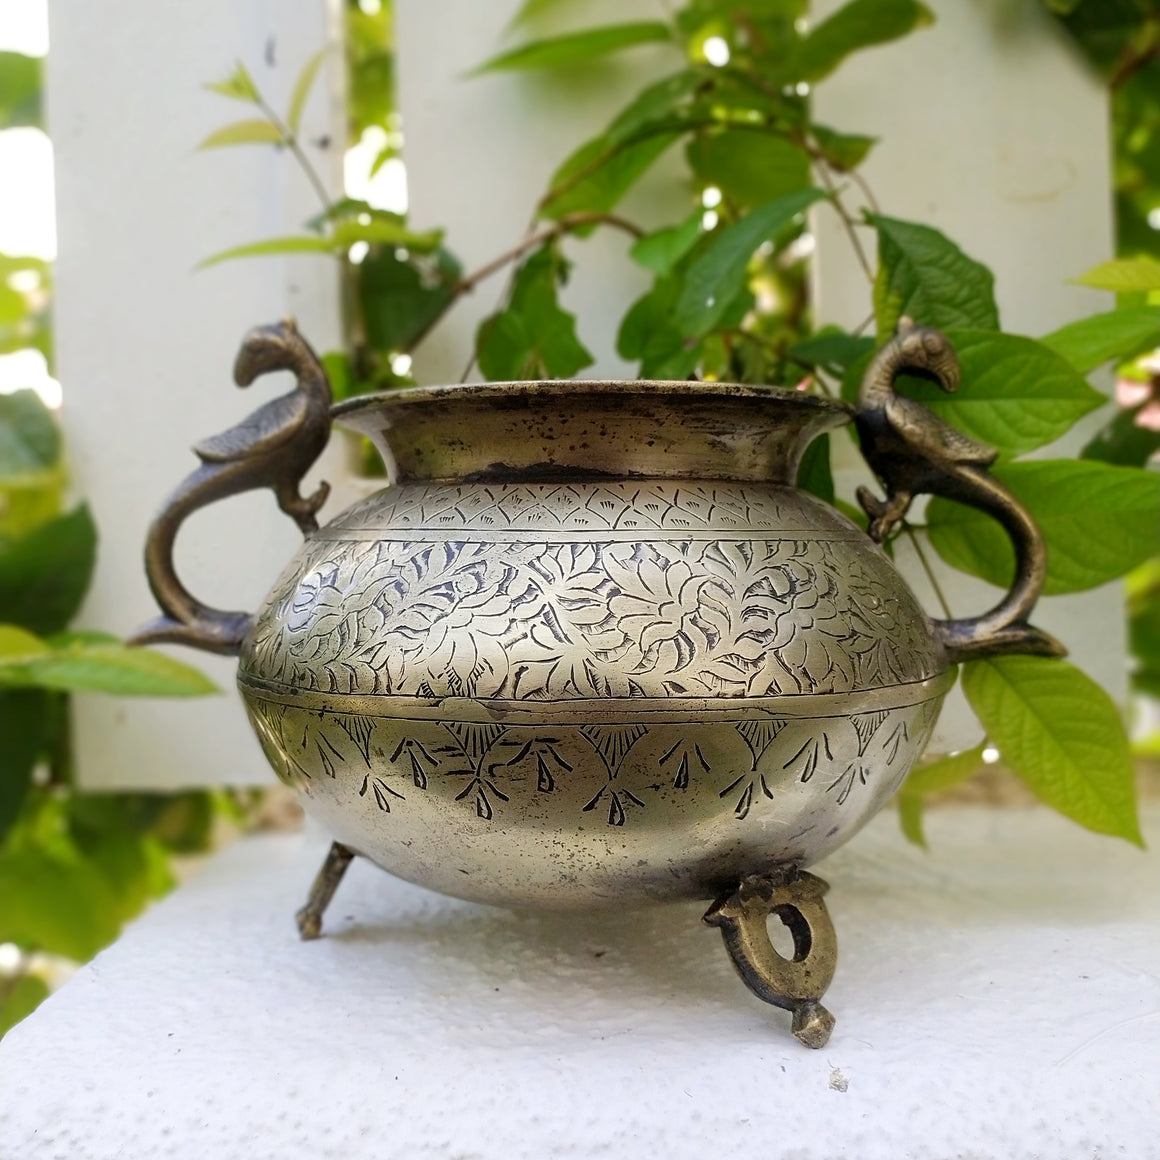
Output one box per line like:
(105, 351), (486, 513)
(704, 867), (838, 1048)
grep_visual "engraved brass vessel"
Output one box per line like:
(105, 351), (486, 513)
(134, 319), (1059, 1047)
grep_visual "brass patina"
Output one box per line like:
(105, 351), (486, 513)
(133, 318), (1057, 1047)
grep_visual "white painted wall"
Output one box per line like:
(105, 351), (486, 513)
(810, 0), (1123, 750)
(47, 0), (349, 788)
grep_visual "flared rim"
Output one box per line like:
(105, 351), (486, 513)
(331, 378), (854, 422)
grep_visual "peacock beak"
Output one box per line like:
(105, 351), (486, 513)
(233, 323), (294, 387)
(939, 358), (962, 393)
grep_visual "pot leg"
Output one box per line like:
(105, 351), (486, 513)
(703, 868), (838, 1048)
(296, 841), (356, 940)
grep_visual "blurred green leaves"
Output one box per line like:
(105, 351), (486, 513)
(0, 51), (42, 129)
(477, 246), (593, 380)
(473, 22), (673, 74)
(791, 0), (933, 83)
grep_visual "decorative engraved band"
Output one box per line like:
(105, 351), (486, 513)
(308, 527), (873, 545)
(237, 669), (955, 723)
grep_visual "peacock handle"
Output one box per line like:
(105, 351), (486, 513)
(130, 320), (334, 657)
(853, 320), (1064, 664)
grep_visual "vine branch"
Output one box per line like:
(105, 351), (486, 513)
(904, 524), (954, 621)
(256, 95), (333, 213)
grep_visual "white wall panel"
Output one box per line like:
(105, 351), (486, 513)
(47, 0), (348, 787)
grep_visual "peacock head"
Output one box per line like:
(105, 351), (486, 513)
(233, 318), (305, 387)
(894, 316), (961, 393)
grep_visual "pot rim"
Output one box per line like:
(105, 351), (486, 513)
(331, 378), (855, 422)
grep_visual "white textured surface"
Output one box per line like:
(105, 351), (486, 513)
(3, 805), (1158, 1159)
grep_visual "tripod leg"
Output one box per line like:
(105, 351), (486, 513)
(296, 841), (355, 940)
(704, 868), (838, 1048)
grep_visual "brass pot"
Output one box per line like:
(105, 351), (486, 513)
(134, 319), (1059, 1046)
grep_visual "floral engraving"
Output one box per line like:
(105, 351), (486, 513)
(244, 535), (940, 703)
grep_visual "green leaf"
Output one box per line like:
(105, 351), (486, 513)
(675, 188), (825, 336)
(197, 235), (335, 269)
(1131, 586), (1160, 698)
(811, 124), (876, 171)
(1041, 306), (1160, 374)
(962, 656), (1141, 844)
(686, 130), (811, 208)
(197, 119), (284, 150)
(0, 848), (123, 960)
(902, 743), (986, 797)
(506, 0), (591, 29)
(358, 245), (461, 353)
(477, 246), (593, 380)
(331, 219), (443, 252)
(0, 973), (50, 1036)
(0, 689), (47, 841)
(541, 129), (680, 221)
(0, 626), (49, 662)
(205, 61), (260, 103)
(898, 794), (926, 847)
(788, 329), (874, 374)
(604, 69), (705, 146)
(0, 505), (97, 636)
(927, 459), (1160, 596)
(1073, 255), (1160, 294)
(870, 214), (1000, 335)
(287, 49), (327, 134)
(629, 212), (703, 277)
(795, 434), (834, 504)
(1082, 406), (1160, 467)
(70, 822), (174, 925)
(893, 330), (1106, 457)
(1, 642), (219, 697)
(792, 0), (934, 83)
(0, 51), (43, 129)
(0, 390), (60, 479)
(896, 744), (985, 848)
(617, 275), (701, 380)
(472, 21), (673, 73)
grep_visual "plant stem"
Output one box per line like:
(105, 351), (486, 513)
(403, 211), (643, 380)
(813, 158), (875, 284)
(453, 212), (643, 299)
(904, 523), (954, 620)
(256, 95), (333, 213)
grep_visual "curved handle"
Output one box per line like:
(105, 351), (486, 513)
(853, 320), (1064, 664)
(130, 320), (333, 656)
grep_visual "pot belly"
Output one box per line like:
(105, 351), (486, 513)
(240, 680), (948, 907)
(239, 478), (950, 908)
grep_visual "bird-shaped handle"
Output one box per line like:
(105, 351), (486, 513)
(854, 319), (1064, 663)
(130, 320), (333, 656)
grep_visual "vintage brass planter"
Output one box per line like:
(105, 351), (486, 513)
(134, 319), (1059, 1047)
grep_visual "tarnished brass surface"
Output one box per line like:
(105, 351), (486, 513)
(856, 318), (1063, 662)
(238, 476), (949, 908)
(296, 841), (355, 940)
(134, 320), (1058, 1041)
(131, 320), (331, 655)
(704, 869), (838, 1048)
